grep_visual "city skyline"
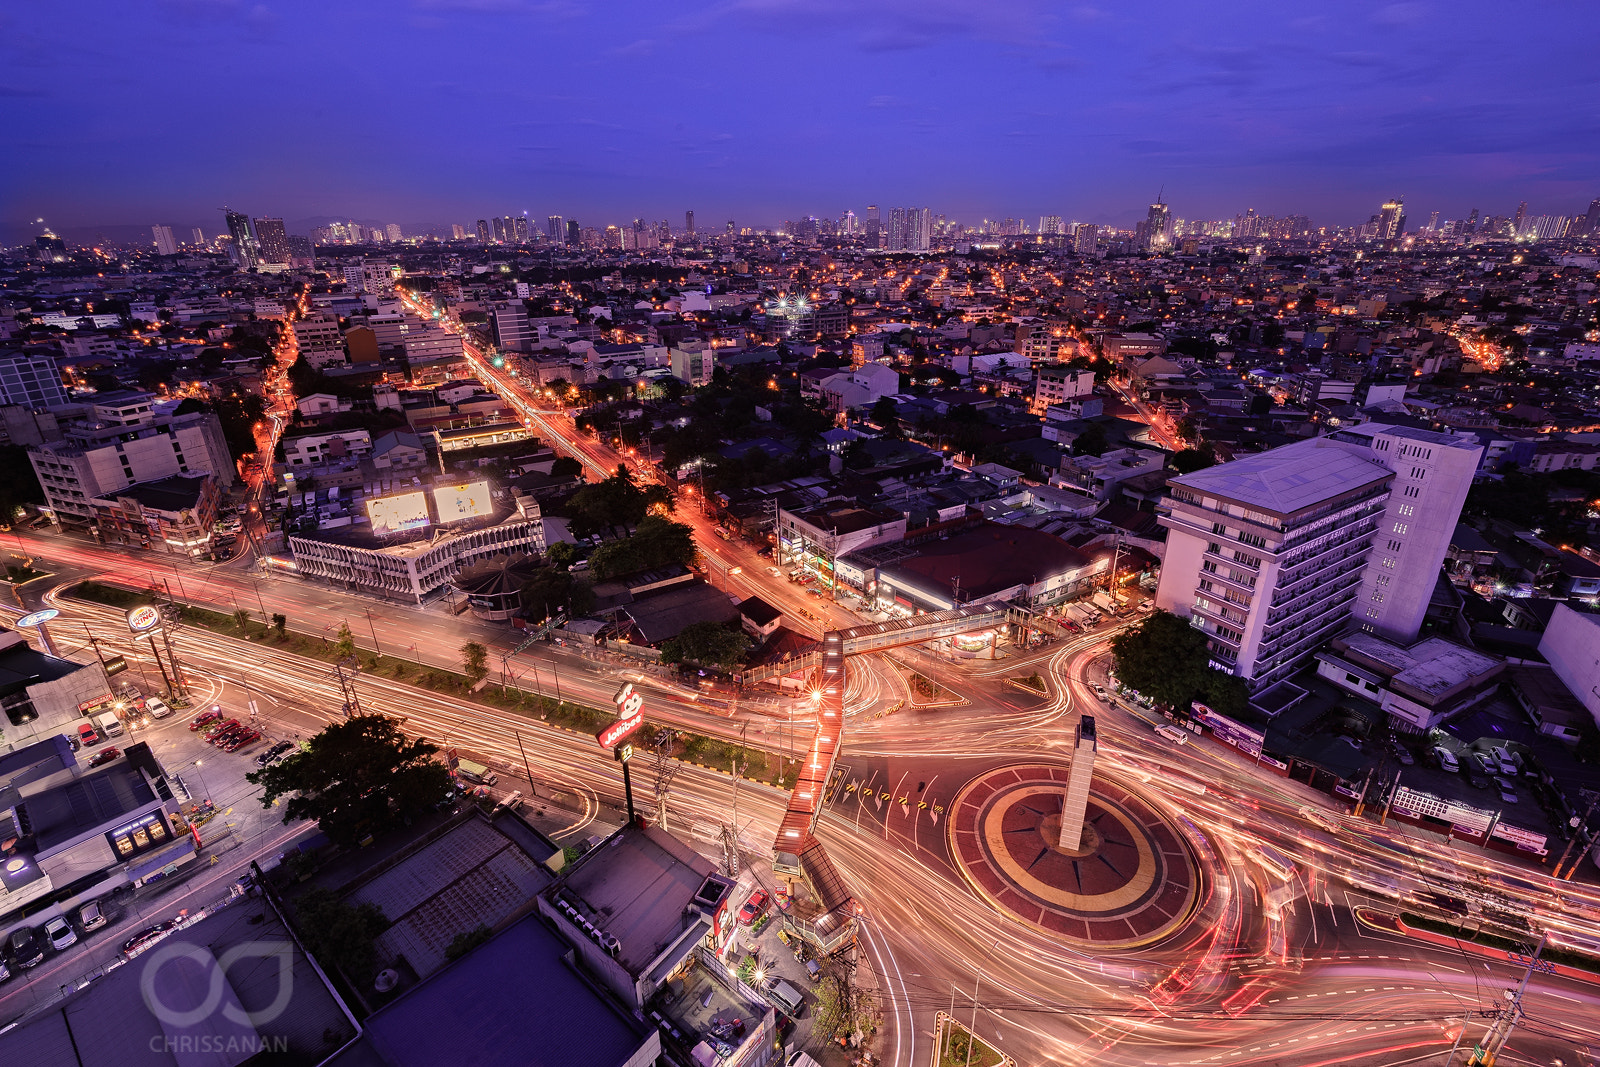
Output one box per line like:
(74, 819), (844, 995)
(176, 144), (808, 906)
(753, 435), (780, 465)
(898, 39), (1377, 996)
(3, 0), (1598, 239)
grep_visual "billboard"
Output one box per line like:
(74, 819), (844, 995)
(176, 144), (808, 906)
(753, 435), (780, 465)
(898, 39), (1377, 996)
(366, 491), (430, 537)
(433, 481), (492, 522)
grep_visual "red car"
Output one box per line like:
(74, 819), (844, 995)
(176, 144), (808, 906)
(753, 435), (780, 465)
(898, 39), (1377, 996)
(202, 719), (240, 740)
(190, 709), (223, 731)
(78, 723), (102, 747)
(87, 746), (121, 769)
(222, 730), (261, 752)
(737, 890), (768, 925)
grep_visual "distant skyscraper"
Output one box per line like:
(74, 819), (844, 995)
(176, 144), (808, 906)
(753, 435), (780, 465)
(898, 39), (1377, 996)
(1039, 215), (1062, 236)
(492, 217), (507, 243)
(547, 215), (563, 242)
(1426, 210), (1440, 232)
(512, 216), (529, 243)
(500, 216), (515, 244)
(253, 217), (290, 266)
(864, 205), (881, 248)
(726, 219), (736, 234)
(191, 227), (205, 247)
(1074, 223), (1098, 256)
(1463, 208), (1480, 234)
(1142, 199), (1171, 251)
(151, 225), (178, 256)
(1513, 200), (1528, 235)
(566, 219), (580, 246)
(685, 210), (695, 236)
(386, 223), (402, 242)
(223, 209), (258, 268)
(475, 219), (490, 243)
(452, 224), (467, 240)
(1377, 198), (1406, 240)
(1582, 198), (1600, 237)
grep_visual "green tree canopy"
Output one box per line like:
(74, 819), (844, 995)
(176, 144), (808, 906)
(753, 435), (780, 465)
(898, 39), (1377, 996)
(460, 641), (489, 683)
(1169, 443), (1217, 474)
(292, 888), (390, 986)
(588, 514), (697, 579)
(660, 621), (752, 670)
(564, 465), (674, 538)
(1109, 609), (1248, 716)
(520, 564), (594, 619)
(246, 715), (451, 845)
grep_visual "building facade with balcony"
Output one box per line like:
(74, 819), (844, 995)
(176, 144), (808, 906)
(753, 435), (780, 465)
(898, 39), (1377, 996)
(1154, 426), (1481, 687)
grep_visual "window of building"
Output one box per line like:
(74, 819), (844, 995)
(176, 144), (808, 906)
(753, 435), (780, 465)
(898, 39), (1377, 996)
(1370, 592), (1384, 603)
(1, 690), (38, 726)
(1377, 574), (1390, 586)
(1213, 522), (1228, 535)
(1411, 467), (1427, 479)
(1365, 607), (1380, 619)
(1392, 522), (1408, 535)
(1397, 504), (1415, 517)
(1388, 539), (1403, 552)
(1404, 485), (1421, 498)
(1238, 531), (1267, 549)
(1207, 542), (1222, 556)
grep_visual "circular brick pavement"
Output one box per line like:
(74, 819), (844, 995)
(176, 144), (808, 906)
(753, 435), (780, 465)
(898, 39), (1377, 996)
(947, 763), (1200, 948)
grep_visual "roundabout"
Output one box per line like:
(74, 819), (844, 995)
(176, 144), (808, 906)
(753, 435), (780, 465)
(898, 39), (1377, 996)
(947, 762), (1201, 948)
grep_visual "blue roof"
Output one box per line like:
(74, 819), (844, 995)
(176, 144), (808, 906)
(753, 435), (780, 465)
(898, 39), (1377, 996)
(361, 914), (651, 1067)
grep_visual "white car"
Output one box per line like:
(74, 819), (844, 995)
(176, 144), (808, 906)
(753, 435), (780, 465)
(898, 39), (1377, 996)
(144, 696), (173, 719)
(1092, 683), (1108, 702)
(767, 567), (783, 577)
(44, 916), (77, 951)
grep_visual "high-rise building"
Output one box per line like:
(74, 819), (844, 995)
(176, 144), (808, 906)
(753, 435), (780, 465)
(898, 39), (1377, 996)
(1425, 210), (1440, 232)
(253, 217), (291, 266)
(492, 217), (507, 243)
(190, 227), (205, 247)
(566, 219), (580, 246)
(1073, 223), (1098, 256)
(512, 216), (529, 243)
(26, 393), (235, 527)
(546, 216), (564, 242)
(222, 209), (258, 268)
(1463, 208), (1480, 234)
(864, 205), (881, 248)
(726, 219), (737, 234)
(150, 225), (178, 256)
(475, 219), (491, 243)
(684, 210), (695, 236)
(1153, 426), (1482, 691)
(286, 235), (314, 264)
(1583, 198), (1600, 236)
(386, 223), (402, 243)
(1142, 200), (1171, 251)
(1513, 201), (1528, 235)
(1377, 198), (1406, 240)
(452, 224), (467, 240)
(1039, 216), (1062, 236)
(0, 350), (68, 408)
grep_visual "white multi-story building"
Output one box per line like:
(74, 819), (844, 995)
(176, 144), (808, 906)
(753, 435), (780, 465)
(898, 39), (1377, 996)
(293, 312), (346, 369)
(1154, 426), (1481, 687)
(669, 345), (715, 386)
(26, 392), (235, 527)
(289, 513), (544, 603)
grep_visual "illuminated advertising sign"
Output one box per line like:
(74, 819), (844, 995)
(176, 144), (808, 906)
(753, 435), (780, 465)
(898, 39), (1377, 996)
(366, 491), (431, 537)
(597, 683), (646, 749)
(127, 605), (162, 633)
(432, 480), (492, 522)
(16, 609), (60, 628)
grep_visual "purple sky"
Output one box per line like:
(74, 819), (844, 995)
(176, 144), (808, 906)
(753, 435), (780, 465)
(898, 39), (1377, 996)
(3, 0), (1597, 238)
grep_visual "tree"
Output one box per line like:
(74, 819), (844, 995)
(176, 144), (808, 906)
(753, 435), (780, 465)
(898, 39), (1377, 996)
(333, 621), (356, 659)
(292, 888), (390, 986)
(232, 608), (251, 629)
(1072, 424), (1109, 457)
(545, 541), (578, 569)
(460, 641), (489, 684)
(1169, 443), (1217, 474)
(870, 396), (900, 435)
(272, 613), (287, 635)
(1109, 610), (1233, 713)
(246, 715), (451, 845)
(588, 514), (697, 579)
(550, 455), (583, 478)
(660, 621), (752, 670)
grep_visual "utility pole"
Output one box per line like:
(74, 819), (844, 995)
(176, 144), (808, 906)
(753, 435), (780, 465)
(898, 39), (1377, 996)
(723, 722), (749, 877)
(652, 726), (680, 832)
(1552, 788), (1600, 879)
(333, 656), (363, 717)
(1465, 932), (1549, 1066)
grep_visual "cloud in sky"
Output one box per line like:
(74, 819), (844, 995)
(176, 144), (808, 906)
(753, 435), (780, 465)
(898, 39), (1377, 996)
(2, 0), (1597, 232)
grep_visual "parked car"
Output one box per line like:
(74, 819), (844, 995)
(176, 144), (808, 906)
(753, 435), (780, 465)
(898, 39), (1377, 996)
(1391, 746), (1415, 766)
(222, 730), (261, 752)
(87, 747), (121, 769)
(738, 889), (768, 925)
(1434, 748), (1460, 772)
(77, 722), (101, 747)
(121, 919), (180, 958)
(144, 696), (173, 719)
(0, 959), (10, 983)
(44, 916), (77, 951)
(76, 900), (107, 932)
(190, 709), (223, 731)
(257, 741), (295, 766)
(8, 927), (44, 968)
(1498, 784), (1520, 805)
(1092, 683), (1108, 702)
(202, 719), (240, 740)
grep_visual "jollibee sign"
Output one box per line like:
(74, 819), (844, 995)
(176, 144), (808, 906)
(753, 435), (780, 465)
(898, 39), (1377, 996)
(597, 683), (645, 748)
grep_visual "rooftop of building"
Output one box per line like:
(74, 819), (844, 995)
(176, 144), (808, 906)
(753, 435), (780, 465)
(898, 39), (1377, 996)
(353, 908), (654, 1067)
(95, 472), (211, 512)
(553, 824), (722, 975)
(0, 898), (356, 1067)
(787, 503), (905, 535)
(1169, 437), (1391, 517)
(0, 630), (89, 692)
(1330, 631), (1502, 699)
(878, 521), (1092, 600)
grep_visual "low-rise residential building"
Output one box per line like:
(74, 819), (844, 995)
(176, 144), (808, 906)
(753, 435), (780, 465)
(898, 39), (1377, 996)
(1314, 631), (1504, 734)
(281, 428), (372, 467)
(668, 344), (715, 386)
(91, 473), (222, 557)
